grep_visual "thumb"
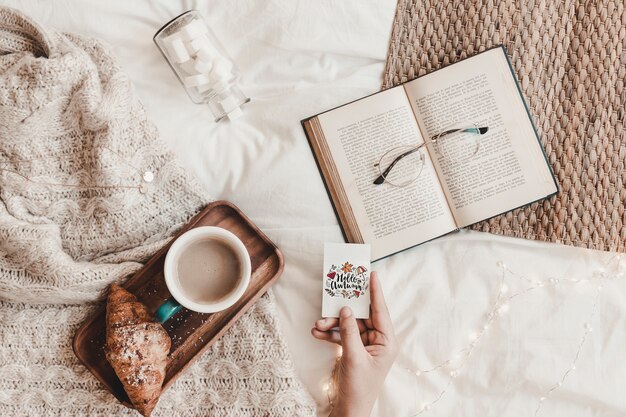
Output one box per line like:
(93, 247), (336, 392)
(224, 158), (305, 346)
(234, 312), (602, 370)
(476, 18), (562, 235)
(339, 307), (364, 357)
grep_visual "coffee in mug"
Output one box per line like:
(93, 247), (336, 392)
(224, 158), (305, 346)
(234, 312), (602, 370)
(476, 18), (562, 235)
(156, 227), (251, 323)
(176, 239), (242, 304)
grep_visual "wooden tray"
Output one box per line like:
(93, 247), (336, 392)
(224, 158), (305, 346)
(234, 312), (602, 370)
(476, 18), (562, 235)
(73, 200), (284, 407)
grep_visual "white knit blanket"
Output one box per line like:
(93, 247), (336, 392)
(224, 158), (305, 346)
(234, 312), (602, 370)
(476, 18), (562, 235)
(0, 6), (315, 416)
(0, 292), (315, 416)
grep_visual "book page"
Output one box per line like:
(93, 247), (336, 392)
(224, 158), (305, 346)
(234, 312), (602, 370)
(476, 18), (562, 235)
(403, 47), (557, 227)
(316, 87), (456, 260)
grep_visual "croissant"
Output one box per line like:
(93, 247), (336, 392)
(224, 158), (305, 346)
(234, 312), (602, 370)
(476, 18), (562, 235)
(105, 284), (171, 416)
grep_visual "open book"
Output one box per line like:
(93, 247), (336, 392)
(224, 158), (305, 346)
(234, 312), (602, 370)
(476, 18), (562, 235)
(302, 46), (558, 261)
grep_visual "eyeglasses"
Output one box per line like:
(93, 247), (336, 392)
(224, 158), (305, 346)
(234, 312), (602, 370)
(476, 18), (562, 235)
(373, 123), (489, 187)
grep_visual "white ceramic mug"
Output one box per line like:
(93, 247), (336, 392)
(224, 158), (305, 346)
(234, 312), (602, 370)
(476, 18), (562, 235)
(155, 226), (251, 322)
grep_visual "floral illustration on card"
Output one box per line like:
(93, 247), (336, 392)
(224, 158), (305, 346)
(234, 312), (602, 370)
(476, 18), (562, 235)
(324, 262), (369, 299)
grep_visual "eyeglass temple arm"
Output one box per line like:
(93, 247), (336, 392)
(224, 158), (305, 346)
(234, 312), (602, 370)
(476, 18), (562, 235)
(373, 144), (424, 185)
(431, 126), (489, 141)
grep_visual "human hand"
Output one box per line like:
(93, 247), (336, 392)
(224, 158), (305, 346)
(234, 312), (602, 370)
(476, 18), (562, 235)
(311, 272), (398, 417)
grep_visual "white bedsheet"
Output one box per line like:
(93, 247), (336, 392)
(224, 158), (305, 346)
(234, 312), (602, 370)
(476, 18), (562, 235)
(3, 1), (626, 416)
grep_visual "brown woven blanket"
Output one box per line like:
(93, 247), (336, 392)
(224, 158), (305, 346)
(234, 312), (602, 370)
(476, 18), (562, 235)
(383, 0), (626, 252)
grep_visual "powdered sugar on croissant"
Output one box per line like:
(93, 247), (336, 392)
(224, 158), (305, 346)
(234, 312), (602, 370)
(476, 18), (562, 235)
(105, 284), (171, 417)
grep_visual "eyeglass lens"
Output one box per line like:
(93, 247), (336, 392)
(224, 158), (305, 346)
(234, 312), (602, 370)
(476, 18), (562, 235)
(376, 145), (425, 187)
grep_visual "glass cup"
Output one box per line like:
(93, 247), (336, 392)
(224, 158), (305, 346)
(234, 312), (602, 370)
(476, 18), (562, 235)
(153, 10), (250, 122)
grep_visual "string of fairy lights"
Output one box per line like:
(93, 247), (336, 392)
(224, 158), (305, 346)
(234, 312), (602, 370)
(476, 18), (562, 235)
(323, 255), (623, 416)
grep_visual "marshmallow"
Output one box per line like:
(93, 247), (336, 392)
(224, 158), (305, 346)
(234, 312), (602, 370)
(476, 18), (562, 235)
(196, 43), (220, 62)
(226, 107), (243, 121)
(179, 59), (199, 75)
(192, 58), (213, 74)
(212, 79), (229, 92)
(220, 96), (239, 113)
(184, 73), (210, 87)
(196, 47), (218, 62)
(164, 35), (190, 63)
(211, 58), (233, 80)
(196, 82), (213, 93)
(179, 19), (208, 41)
(185, 40), (198, 56)
(187, 35), (213, 54)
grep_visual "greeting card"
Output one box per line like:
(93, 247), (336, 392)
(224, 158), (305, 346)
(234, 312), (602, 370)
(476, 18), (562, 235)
(322, 243), (371, 319)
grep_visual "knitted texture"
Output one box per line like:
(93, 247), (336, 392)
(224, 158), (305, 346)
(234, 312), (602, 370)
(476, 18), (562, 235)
(0, 6), (209, 304)
(0, 292), (317, 417)
(383, 0), (626, 252)
(0, 7), (316, 416)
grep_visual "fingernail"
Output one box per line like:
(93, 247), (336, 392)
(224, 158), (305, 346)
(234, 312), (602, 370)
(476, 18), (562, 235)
(340, 306), (352, 318)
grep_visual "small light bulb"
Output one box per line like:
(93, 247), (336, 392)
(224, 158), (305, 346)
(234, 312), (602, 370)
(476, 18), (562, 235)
(468, 331), (478, 341)
(501, 284), (509, 293)
(584, 323), (593, 332)
(540, 396), (546, 402)
(572, 365), (577, 370)
(415, 370), (422, 377)
(498, 303), (510, 314)
(450, 370), (458, 378)
(483, 323), (490, 330)
(496, 261), (504, 267)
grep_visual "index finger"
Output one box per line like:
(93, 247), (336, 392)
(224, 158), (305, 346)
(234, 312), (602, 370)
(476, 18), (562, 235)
(369, 272), (393, 334)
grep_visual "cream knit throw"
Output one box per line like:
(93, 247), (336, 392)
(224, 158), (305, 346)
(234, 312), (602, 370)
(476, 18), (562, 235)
(0, 7), (315, 416)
